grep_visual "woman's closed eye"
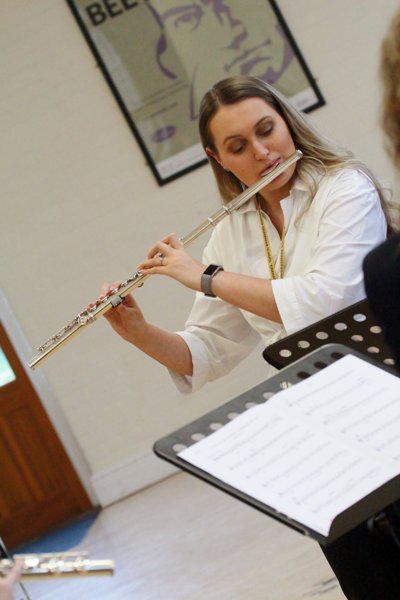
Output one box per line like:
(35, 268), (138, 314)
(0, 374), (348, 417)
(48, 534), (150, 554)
(257, 124), (273, 137)
(230, 142), (246, 154)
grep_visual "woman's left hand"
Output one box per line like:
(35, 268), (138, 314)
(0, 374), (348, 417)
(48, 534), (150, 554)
(137, 233), (205, 291)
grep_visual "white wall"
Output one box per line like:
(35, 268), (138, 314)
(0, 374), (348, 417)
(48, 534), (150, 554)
(1, 0), (398, 505)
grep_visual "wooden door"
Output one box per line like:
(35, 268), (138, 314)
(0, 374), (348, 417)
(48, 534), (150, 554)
(0, 320), (92, 548)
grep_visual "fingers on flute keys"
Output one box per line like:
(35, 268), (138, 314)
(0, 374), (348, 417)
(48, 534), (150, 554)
(86, 282), (122, 312)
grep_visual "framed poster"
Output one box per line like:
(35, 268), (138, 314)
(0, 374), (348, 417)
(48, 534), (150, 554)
(66, 0), (325, 185)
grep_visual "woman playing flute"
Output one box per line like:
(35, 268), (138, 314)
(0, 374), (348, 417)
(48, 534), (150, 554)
(101, 75), (390, 395)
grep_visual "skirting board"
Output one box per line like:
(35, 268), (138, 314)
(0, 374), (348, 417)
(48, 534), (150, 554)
(91, 450), (178, 507)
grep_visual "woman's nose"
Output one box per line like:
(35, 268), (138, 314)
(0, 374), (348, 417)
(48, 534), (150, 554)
(253, 141), (269, 160)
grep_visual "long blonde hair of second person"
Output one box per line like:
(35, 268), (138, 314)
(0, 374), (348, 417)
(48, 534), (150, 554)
(380, 8), (400, 171)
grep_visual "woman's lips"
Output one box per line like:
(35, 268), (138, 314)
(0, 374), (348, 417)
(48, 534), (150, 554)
(259, 158), (282, 177)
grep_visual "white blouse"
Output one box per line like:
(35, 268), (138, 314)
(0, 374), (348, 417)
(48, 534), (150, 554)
(171, 168), (387, 393)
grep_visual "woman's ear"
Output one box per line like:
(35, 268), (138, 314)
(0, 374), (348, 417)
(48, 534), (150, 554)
(205, 147), (221, 165)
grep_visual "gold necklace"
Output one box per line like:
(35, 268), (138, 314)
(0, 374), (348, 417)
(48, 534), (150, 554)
(256, 198), (285, 279)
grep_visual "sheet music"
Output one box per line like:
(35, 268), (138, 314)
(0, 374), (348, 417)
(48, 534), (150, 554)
(179, 355), (400, 536)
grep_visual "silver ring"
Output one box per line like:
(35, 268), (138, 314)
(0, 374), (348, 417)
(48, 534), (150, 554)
(158, 253), (164, 266)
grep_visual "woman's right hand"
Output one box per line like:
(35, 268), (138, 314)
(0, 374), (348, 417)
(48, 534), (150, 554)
(99, 282), (147, 344)
(93, 283), (193, 375)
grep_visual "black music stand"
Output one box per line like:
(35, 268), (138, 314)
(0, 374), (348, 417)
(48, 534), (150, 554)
(262, 299), (395, 370)
(154, 343), (400, 546)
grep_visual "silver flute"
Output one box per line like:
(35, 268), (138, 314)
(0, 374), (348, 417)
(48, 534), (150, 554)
(28, 150), (302, 369)
(0, 551), (114, 579)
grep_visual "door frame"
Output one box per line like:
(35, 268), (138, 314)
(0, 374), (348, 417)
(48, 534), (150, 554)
(0, 288), (97, 504)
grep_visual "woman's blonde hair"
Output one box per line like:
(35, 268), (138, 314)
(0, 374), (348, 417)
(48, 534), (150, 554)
(380, 8), (400, 171)
(199, 76), (391, 227)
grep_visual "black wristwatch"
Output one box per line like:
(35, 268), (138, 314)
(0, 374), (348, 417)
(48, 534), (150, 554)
(201, 264), (224, 297)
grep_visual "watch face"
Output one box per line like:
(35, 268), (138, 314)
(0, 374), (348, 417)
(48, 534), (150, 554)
(203, 264), (220, 276)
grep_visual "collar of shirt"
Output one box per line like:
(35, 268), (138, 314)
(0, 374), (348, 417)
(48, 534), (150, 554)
(234, 176), (308, 226)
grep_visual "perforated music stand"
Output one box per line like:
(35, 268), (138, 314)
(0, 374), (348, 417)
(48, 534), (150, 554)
(262, 299), (395, 370)
(154, 343), (400, 545)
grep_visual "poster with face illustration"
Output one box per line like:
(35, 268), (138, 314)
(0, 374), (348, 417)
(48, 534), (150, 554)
(67, 0), (324, 184)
